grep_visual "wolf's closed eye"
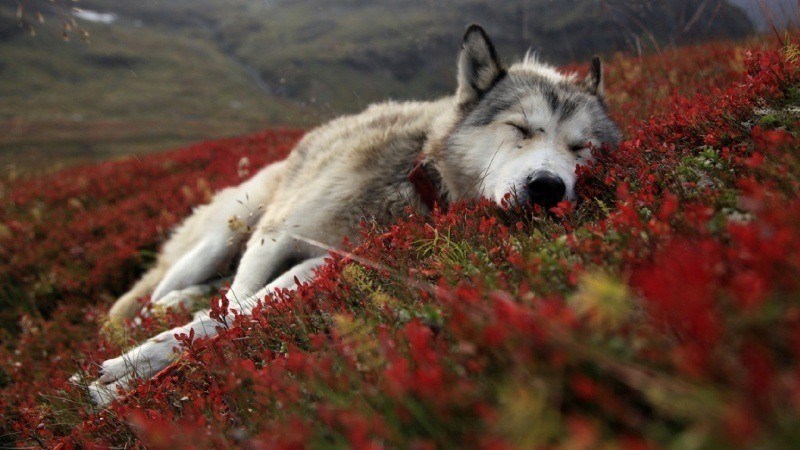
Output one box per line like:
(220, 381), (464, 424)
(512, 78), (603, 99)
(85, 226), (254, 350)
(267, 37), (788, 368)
(569, 142), (590, 152)
(507, 123), (544, 140)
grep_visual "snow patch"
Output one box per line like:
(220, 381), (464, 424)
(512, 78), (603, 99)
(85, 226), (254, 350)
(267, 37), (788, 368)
(73, 9), (118, 24)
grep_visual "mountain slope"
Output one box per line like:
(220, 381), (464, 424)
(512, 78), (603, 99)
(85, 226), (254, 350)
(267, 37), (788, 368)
(2, 0), (752, 169)
(0, 4), (307, 170)
(77, 0), (755, 113)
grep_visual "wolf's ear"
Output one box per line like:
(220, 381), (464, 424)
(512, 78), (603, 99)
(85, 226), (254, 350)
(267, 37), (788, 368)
(583, 56), (604, 98)
(457, 24), (506, 106)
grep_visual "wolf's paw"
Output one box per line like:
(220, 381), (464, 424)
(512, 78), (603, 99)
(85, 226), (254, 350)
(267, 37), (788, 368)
(144, 286), (212, 319)
(87, 330), (180, 407)
(153, 287), (202, 309)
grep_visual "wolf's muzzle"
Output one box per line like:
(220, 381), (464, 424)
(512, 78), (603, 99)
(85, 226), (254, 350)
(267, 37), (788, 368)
(526, 172), (566, 209)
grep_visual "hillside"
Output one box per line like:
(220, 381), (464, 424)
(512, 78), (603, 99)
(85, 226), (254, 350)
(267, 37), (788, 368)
(3, 37), (800, 447)
(0, 4), (307, 171)
(1, 0), (752, 169)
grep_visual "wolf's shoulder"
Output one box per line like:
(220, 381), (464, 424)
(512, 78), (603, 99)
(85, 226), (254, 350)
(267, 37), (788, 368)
(289, 97), (455, 158)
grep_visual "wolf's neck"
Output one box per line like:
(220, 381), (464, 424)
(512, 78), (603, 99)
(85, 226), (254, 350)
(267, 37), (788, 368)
(420, 96), (469, 203)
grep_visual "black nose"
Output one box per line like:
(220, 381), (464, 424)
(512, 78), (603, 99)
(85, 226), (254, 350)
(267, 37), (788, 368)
(526, 173), (566, 209)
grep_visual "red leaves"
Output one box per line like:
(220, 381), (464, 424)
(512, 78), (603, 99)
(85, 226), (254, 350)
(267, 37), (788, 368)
(634, 240), (722, 377)
(635, 240), (721, 346)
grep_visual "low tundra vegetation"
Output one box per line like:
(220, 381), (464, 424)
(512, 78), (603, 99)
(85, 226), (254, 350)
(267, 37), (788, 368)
(3, 40), (800, 448)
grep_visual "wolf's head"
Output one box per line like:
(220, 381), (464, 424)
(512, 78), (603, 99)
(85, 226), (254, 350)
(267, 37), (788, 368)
(436, 25), (621, 209)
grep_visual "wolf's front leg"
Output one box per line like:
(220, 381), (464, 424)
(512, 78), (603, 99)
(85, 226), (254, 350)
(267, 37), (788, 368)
(88, 256), (328, 407)
(223, 225), (326, 309)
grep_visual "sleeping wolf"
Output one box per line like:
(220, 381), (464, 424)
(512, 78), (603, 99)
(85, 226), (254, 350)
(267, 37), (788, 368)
(88, 24), (621, 406)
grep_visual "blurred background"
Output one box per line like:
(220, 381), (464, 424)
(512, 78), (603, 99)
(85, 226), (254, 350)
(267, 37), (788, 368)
(2, 0), (797, 171)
